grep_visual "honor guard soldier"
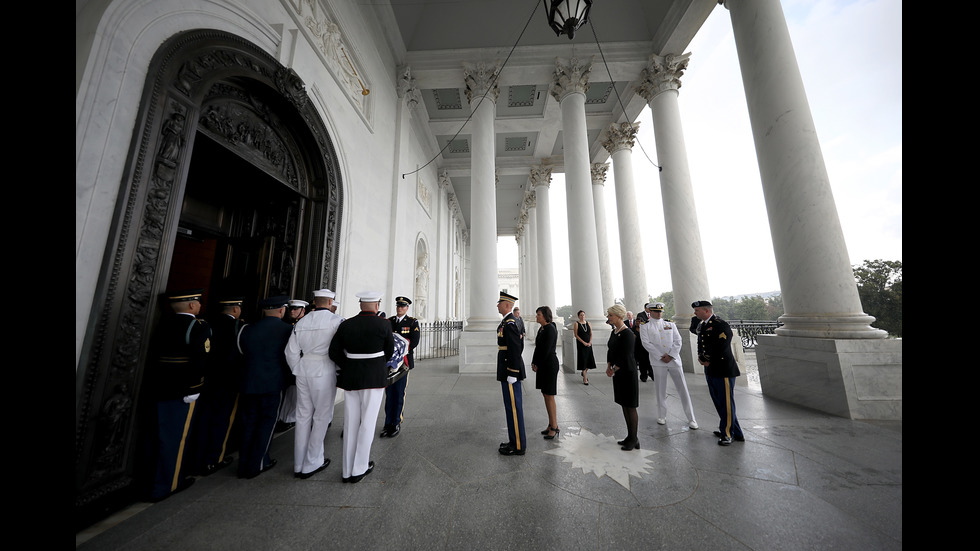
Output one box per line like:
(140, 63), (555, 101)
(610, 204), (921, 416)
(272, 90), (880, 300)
(329, 291), (394, 483)
(690, 300), (744, 446)
(496, 292), (527, 456)
(237, 295), (292, 478)
(380, 296), (421, 438)
(191, 295), (244, 476)
(145, 288), (211, 501)
(285, 289), (343, 479)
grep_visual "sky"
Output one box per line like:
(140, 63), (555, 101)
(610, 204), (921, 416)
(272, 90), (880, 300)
(498, 0), (902, 306)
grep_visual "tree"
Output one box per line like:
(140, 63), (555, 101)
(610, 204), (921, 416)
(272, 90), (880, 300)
(853, 259), (902, 337)
(733, 295), (767, 320)
(555, 305), (575, 325)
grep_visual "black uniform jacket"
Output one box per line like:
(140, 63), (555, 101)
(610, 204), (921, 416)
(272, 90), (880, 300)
(389, 315), (421, 369)
(207, 314), (244, 388)
(238, 316), (291, 394)
(496, 313), (526, 382)
(330, 312), (395, 390)
(692, 314), (740, 378)
(149, 313), (211, 400)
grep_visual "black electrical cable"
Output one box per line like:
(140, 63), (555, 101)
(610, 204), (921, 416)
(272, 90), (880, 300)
(401, 1), (542, 180)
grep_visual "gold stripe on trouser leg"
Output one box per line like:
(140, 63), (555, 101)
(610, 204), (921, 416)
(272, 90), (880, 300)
(218, 394), (240, 462)
(399, 372), (409, 424)
(508, 383), (521, 450)
(172, 401), (197, 491)
(723, 378), (732, 439)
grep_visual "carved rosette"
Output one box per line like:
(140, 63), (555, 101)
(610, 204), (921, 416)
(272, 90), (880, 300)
(550, 57), (594, 102)
(601, 122), (639, 155)
(529, 164), (553, 189)
(591, 162), (610, 185)
(463, 61), (501, 104)
(636, 53), (691, 103)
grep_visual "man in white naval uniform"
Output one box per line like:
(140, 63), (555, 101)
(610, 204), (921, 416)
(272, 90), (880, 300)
(285, 289), (343, 479)
(638, 302), (699, 430)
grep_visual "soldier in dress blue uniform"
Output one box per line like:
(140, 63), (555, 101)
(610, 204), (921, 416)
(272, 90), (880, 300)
(145, 288), (211, 501)
(190, 295), (244, 476)
(690, 300), (744, 446)
(380, 296), (421, 438)
(329, 291), (395, 483)
(496, 292), (527, 456)
(236, 295), (292, 478)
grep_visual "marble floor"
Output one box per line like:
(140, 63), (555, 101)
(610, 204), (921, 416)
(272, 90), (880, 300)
(77, 351), (902, 550)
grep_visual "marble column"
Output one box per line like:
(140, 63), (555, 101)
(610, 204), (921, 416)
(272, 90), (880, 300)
(530, 165), (556, 311)
(550, 57), (604, 322)
(726, 0), (884, 339)
(601, 123), (648, 313)
(636, 53), (709, 372)
(724, 0), (898, 420)
(590, 163), (615, 309)
(459, 62), (501, 372)
(462, 62), (501, 332)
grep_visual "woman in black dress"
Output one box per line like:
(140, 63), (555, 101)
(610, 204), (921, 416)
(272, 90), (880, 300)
(532, 306), (560, 439)
(605, 304), (639, 451)
(574, 310), (597, 384)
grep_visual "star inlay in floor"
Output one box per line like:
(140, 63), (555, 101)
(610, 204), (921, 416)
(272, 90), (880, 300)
(542, 428), (658, 490)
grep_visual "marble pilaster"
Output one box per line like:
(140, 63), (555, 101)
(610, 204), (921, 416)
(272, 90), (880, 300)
(531, 164), (556, 311)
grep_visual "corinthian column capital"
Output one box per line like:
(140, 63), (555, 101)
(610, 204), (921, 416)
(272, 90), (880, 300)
(529, 164), (553, 189)
(463, 61), (502, 104)
(549, 56), (594, 102)
(636, 52), (691, 103)
(601, 121), (640, 154)
(590, 162), (610, 185)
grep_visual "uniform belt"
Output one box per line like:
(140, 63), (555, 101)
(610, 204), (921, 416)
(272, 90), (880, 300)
(345, 351), (384, 359)
(302, 353), (328, 361)
(498, 346), (507, 350)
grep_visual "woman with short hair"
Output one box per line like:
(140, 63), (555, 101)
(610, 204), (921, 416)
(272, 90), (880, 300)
(532, 306), (560, 439)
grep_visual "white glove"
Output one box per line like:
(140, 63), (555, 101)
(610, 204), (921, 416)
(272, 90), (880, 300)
(506, 376), (517, 384)
(183, 393), (200, 403)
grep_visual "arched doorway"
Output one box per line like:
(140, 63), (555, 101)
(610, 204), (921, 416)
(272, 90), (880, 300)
(75, 29), (343, 527)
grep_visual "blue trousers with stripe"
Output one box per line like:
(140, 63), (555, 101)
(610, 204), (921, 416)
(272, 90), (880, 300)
(706, 375), (743, 440)
(500, 380), (526, 451)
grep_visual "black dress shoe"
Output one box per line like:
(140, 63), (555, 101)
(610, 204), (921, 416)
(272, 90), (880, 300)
(379, 426), (391, 438)
(388, 425), (400, 438)
(297, 459), (330, 479)
(500, 442), (511, 449)
(718, 437), (733, 446)
(712, 431), (744, 442)
(348, 461), (375, 483)
(498, 446), (525, 456)
(202, 456), (234, 476)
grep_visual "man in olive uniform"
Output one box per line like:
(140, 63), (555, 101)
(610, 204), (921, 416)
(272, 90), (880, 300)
(146, 288), (211, 501)
(691, 300), (744, 446)
(329, 291), (394, 483)
(381, 296), (421, 438)
(191, 295), (244, 476)
(496, 292), (526, 456)
(237, 295), (292, 478)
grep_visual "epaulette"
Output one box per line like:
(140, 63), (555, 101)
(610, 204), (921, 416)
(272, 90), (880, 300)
(505, 319), (517, 324)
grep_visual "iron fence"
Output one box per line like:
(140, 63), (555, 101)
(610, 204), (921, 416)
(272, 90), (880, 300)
(416, 320), (463, 360)
(728, 320), (783, 349)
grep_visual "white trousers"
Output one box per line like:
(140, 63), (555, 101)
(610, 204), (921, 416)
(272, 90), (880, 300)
(342, 388), (383, 478)
(293, 372), (338, 474)
(652, 363), (697, 423)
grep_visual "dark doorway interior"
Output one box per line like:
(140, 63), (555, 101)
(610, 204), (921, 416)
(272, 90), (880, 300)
(170, 132), (306, 319)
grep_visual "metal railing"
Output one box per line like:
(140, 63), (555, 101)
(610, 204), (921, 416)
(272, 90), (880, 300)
(729, 320), (783, 349)
(416, 320), (463, 359)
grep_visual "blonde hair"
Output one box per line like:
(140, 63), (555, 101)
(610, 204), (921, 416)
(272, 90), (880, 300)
(606, 304), (627, 319)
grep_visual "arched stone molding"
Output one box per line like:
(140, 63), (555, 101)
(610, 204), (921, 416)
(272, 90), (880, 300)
(75, 29), (344, 520)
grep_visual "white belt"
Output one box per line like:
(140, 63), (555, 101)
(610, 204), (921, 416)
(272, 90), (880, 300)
(345, 350), (384, 359)
(302, 353), (328, 361)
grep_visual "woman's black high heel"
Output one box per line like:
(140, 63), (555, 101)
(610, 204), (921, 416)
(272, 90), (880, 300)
(620, 438), (640, 451)
(544, 427), (559, 440)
